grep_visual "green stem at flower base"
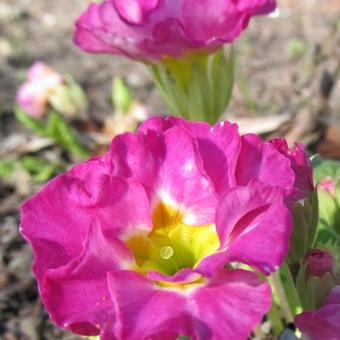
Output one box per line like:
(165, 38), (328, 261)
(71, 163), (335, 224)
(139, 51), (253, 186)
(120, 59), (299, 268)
(267, 300), (284, 336)
(279, 263), (302, 315)
(269, 272), (294, 323)
(148, 47), (234, 124)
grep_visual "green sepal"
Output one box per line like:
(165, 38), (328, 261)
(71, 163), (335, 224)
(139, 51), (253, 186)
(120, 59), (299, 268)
(318, 187), (340, 234)
(211, 47), (234, 119)
(296, 263), (337, 310)
(14, 107), (46, 135)
(149, 47), (234, 124)
(287, 189), (319, 264)
(48, 76), (88, 118)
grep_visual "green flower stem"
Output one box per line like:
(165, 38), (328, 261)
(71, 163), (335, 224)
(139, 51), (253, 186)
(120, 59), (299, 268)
(279, 263), (302, 315)
(148, 47), (234, 124)
(267, 300), (284, 336)
(269, 272), (294, 323)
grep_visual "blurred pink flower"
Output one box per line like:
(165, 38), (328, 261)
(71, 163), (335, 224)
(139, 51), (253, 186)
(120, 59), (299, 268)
(20, 116), (300, 339)
(318, 177), (336, 196)
(74, 0), (276, 61)
(16, 62), (63, 118)
(295, 286), (340, 340)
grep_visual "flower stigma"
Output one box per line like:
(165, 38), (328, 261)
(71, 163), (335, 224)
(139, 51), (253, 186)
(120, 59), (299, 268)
(125, 201), (219, 276)
(160, 246), (174, 260)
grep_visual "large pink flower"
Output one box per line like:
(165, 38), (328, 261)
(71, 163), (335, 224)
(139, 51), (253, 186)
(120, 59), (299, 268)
(295, 286), (340, 340)
(16, 62), (63, 118)
(20, 116), (302, 339)
(74, 0), (276, 61)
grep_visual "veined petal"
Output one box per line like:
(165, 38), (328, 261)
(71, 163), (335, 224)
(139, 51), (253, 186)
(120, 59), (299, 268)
(197, 182), (292, 276)
(108, 270), (190, 339)
(270, 137), (314, 202)
(113, 0), (159, 25)
(138, 116), (241, 196)
(20, 158), (151, 290)
(182, 0), (248, 43)
(236, 134), (295, 197)
(189, 269), (271, 340)
(42, 221), (132, 336)
(110, 125), (217, 225)
(107, 269), (271, 339)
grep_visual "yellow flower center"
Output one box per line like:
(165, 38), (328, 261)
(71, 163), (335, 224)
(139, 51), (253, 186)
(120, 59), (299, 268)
(125, 202), (219, 276)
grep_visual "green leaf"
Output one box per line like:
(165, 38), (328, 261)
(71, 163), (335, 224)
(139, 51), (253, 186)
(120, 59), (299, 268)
(287, 39), (307, 57)
(112, 76), (132, 113)
(46, 111), (90, 158)
(287, 190), (318, 263)
(0, 159), (16, 179)
(19, 156), (62, 183)
(14, 107), (46, 135)
(317, 229), (340, 250)
(318, 189), (340, 232)
(313, 158), (340, 183)
(48, 76), (88, 117)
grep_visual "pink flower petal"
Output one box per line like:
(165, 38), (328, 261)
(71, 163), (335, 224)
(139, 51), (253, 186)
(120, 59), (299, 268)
(74, 0), (276, 60)
(182, 0), (247, 43)
(113, 0), (159, 25)
(107, 269), (271, 339)
(42, 221), (131, 336)
(236, 134), (295, 197)
(146, 268), (201, 284)
(139, 116), (241, 196)
(295, 286), (340, 340)
(16, 62), (63, 118)
(110, 126), (217, 225)
(270, 137), (314, 202)
(20, 158), (151, 280)
(197, 182), (292, 276)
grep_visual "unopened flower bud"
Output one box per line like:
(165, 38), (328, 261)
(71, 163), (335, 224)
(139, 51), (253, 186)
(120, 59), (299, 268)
(318, 177), (336, 197)
(296, 248), (338, 310)
(305, 249), (334, 278)
(16, 62), (63, 118)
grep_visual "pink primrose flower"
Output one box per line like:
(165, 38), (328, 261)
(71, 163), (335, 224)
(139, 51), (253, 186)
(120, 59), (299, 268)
(16, 62), (63, 118)
(270, 137), (314, 203)
(20, 116), (302, 339)
(295, 286), (340, 340)
(73, 0), (276, 61)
